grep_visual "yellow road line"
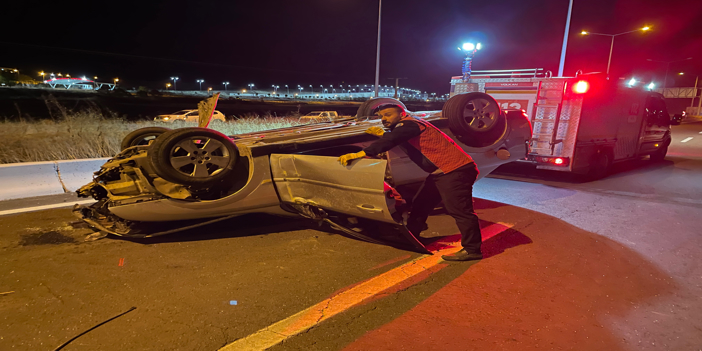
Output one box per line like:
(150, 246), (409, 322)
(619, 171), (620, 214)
(220, 222), (513, 351)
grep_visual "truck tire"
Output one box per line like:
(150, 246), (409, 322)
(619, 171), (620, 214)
(649, 142), (669, 162)
(120, 127), (171, 150)
(355, 98), (408, 121)
(148, 128), (239, 188)
(443, 92), (507, 147)
(586, 149), (611, 180)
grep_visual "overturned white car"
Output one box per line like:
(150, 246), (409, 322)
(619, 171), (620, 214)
(75, 94), (532, 253)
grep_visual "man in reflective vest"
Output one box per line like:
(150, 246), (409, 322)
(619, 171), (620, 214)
(339, 104), (483, 261)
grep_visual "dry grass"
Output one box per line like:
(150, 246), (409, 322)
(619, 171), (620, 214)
(0, 109), (302, 164)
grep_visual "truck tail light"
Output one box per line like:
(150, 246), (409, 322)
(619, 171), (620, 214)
(536, 156), (570, 166)
(573, 80), (590, 94)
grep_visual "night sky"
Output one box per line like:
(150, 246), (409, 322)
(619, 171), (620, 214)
(3, 0), (701, 93)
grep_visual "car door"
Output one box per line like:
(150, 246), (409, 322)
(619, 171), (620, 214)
(270, 154), (398, 223)
(269, 154), (429, 253)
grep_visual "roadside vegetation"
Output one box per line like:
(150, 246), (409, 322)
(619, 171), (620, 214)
(0, 101), (302, 164)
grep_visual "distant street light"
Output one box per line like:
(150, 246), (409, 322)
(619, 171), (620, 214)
(285, 85), (289, 95)
(223, 81), (229, 91)
(197, 79), (204, 91)
(114, 78), (119, 86)
(248, 83), (255, 92)
(39, 71), (45, 81)
(170, 77), (179, 90)
(310, 85), (313, 93)
(298, 85), (303, 94)
(93, 76), (98, 80)
(647, 57), (693, 89)
(166, 83), (171, 90)
(581, 26), (651, 77)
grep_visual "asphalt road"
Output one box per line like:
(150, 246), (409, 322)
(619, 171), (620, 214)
(1, 121), (701, 351)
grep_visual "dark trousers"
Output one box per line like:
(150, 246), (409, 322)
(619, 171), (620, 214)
(406, 163), (482, 253)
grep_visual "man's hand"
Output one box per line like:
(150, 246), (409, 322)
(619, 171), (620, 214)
(338, 151), (367, 166)
(365, 126), (385, 137)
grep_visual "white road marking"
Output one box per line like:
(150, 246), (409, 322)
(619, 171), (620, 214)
(681, 137), (694, 143)
(0, 200), (95, 216)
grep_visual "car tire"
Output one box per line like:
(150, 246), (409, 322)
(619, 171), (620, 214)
(443, 92), (507, 147)
(355, 98), (407, 121)
(650, 142), (669, 162)
(120, 127), (171, 150)
(148, 128), (239, 188)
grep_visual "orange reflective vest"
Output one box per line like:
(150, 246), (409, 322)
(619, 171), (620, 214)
(402, 116), (474, 174)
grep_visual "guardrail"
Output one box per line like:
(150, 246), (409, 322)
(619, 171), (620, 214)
(0, 158), (108, 201)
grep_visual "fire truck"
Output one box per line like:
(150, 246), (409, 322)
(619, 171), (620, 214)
(450, 69), (672, 179)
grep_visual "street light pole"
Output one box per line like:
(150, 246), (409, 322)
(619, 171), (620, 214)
(606, 35), (615, 77)
(458, 43), (482, 81)
(170, 77), (179, 90)
(691, 75), (699, 109)
(581, 27), (650, 77)
(647, 57), (693, 90)
(558, 0), (574, 77)
(374, 0), (382, 98)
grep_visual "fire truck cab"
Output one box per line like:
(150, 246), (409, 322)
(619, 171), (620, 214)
(450, 69), (672, 179)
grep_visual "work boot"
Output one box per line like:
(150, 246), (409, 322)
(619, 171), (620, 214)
(442, 249), (483, 262)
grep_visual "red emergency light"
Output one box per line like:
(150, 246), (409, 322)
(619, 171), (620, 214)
(573, 80), (590, 94)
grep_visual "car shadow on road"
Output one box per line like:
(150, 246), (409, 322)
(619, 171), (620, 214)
(111, 213), (428, 254)
(110, 213), (313, 245)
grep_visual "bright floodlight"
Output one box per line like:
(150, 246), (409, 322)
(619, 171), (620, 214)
(628, 78), (637, 86)
(678, 72), (684, 75)
(462, 43), (475, 51)
(476, 43), (482, 50)
(647, 82), (655, 90)
(581, 31), (588, 35)
(642, 26), (650, 31)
